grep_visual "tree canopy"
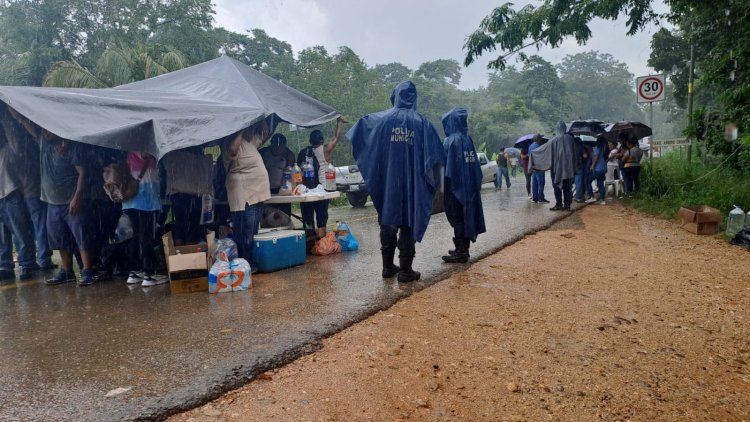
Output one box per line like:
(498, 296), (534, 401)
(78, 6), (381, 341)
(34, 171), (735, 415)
(465, 0), (750, 172)
(0, 0), (673, 166)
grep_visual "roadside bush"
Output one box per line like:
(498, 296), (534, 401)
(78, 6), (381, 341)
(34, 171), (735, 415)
(633, 152), (750, 226)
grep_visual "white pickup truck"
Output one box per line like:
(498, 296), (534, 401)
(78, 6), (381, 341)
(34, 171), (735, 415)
(335, 165), (369, 207)
(477, 152), (498, 185)
(336, 152), (497, 207)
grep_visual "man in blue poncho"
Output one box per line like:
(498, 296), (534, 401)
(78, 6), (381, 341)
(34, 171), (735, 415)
(440, 107), (486, 264)
(346, 81), (446, 282)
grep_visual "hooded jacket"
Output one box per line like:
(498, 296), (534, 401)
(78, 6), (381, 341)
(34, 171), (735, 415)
(441, 107), (486, 241)
(530, 121), (576, 186)
(549, 120), (577, 186)
(346, 81), (446, 241)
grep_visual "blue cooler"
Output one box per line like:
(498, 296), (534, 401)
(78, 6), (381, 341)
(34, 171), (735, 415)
(251, 230), (306, 273)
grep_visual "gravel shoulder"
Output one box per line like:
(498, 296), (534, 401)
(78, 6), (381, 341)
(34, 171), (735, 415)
(172, 203), (750, 422)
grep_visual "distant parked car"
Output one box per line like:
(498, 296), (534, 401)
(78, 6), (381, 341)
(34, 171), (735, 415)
(335, 164), (369, 207)
(337, 153), (495, 208)
(477, 152), (498, 185)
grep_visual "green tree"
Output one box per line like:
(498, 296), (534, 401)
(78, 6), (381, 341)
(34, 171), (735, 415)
(212, 28), (295, 82)
(518, 55), (566, 124)
(373, 62), (412, 85)
(463, 1), (659, 70)
(44, 43), (188, 88)
(0, 0), (215, 86)
(557, 51), (643, 122)
(415, 59), (462, 85)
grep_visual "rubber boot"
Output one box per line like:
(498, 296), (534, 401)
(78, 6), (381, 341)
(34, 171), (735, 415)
(381, 249), (399, 278)
(446, 237), (459, 256)
(397, 257), (421, 283)
(442, 238), (469, 263)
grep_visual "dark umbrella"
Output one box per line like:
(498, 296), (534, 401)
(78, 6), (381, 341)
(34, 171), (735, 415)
(504, 147), (521, 157)
(514, 133), (535, 146)
(567, 119), (607, 136)
(514, 133), (546, 149)
(604, 121), (653, 142)
(577, 135), (598, 144)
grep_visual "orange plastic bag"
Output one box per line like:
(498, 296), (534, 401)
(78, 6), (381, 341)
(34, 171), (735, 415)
(312, 232), (342, 256)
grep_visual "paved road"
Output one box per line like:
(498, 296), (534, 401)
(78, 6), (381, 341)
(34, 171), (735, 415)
(0, 176), (579, 421)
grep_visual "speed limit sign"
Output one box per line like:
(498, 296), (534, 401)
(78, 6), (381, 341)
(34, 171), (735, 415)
(636, 74), (665, 103)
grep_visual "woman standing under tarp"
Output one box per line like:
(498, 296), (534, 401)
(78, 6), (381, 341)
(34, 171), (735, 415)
(222, 119), (272, 268)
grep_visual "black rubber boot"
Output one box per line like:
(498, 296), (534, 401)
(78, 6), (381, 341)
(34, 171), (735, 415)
(442, 238), (469, 263)
(446, 237), (459, 256)
(397, 257), (421, 282)
(381, 249), (399, 278)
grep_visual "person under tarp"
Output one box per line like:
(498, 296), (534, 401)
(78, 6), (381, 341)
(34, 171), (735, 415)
(440, 107), (486, 264)
(346, 81), (446, 282)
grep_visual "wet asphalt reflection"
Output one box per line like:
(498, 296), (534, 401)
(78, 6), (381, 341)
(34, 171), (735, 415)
(0, 175), (577, 421)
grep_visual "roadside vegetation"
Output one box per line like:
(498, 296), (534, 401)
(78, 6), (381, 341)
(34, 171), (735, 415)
(633, 152), (750, 226)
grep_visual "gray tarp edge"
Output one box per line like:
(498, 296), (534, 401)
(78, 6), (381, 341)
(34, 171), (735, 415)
(0, 56), (340, 159)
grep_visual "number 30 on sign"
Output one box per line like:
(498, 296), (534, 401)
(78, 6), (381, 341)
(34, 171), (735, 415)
(636, 74), (665, 103)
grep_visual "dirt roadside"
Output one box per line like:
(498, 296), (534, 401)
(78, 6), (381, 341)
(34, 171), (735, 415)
(171, 204), (750, 422)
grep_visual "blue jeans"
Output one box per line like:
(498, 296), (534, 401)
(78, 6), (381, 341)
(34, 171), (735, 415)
(531, 171), (545, 201)
(25, 197), (52, 267)
(0, 191), (36, 270)
(496, 167), (510, 188)
(574, 169), (594, 201)
(231, 203), (262, 263)
(591, 170), (606, 201)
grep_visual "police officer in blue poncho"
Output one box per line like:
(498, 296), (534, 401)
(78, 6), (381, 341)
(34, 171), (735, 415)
(440, 107), (486, 263)
(346, 81), (446, 282)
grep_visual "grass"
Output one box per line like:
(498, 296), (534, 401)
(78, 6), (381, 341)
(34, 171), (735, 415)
(631, 152), (750, 229)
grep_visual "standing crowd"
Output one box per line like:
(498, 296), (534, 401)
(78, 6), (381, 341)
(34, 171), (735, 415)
(501, 125), (644, 210)
(2, 78), (645, 288)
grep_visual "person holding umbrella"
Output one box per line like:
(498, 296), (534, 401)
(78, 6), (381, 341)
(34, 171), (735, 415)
(514, 134), (539, 199)
(528, 135), (548, 203)
(623, 137), (644, 194)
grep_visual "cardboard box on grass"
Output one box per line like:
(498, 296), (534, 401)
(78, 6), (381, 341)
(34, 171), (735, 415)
(162, 231), (216, 293)
(678, 205), (721, 235)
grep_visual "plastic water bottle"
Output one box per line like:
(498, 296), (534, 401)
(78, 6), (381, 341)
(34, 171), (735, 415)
(727, 205), (745, 237)
(291, 163), (302, 186)
(336, 221), (349, 238)
(303, 159), (315, 186)
(283, 166), (292, 184)
(325, 163), (336, 191)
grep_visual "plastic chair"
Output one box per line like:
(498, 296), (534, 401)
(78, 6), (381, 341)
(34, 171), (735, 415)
(605, 165), (623, 197)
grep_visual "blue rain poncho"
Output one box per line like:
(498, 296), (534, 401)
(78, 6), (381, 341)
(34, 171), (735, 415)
(346, 81), (446, 241)
(441, 107), (486, 242)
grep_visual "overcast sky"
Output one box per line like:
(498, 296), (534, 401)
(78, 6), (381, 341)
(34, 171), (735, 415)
(213, 0), (669, 90)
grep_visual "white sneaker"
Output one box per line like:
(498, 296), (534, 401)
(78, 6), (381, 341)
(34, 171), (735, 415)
(152, 275), (169, 285)
(142, 275), (169, 287)
(586, 198), (597, 203)
(599, 201), (606, 205)
(126, 272), (143, 284)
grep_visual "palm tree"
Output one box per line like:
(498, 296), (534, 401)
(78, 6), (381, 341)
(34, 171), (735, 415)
(43, 43), (188, 88)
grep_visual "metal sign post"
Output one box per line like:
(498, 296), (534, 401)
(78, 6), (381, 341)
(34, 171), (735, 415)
(636, 74), (666, 161)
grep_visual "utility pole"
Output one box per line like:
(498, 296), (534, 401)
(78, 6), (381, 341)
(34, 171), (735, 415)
(686, 41), (695, 163)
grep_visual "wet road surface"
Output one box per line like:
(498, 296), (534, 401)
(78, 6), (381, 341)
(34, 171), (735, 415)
(0, 177), (581, 421)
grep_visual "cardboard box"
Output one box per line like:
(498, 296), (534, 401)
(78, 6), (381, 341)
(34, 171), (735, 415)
(678, 205), (721, 235)
(162, 231), (216, 293)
